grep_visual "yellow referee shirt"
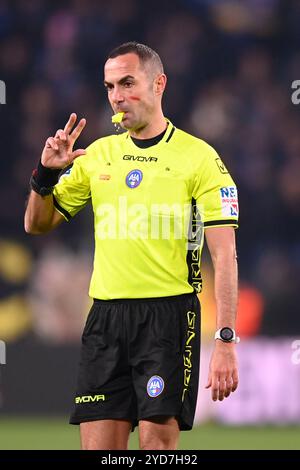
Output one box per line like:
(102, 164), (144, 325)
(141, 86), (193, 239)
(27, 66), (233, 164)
(53, 121), (238, 299)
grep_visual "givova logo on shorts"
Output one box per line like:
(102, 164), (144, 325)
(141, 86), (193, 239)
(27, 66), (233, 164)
(147, 375), (164, 397)
(75, 394), (105, 404)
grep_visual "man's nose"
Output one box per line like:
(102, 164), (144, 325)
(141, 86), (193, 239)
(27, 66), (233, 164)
(111, 87), (124, 104)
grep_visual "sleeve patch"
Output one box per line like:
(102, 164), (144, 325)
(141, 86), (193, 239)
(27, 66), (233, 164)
(58, 166), (72, 182)
(215, 157), (229, 174)
(220, 186), (239, 217)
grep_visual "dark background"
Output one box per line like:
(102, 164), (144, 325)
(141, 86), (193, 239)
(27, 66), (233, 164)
(0, 0), (300, 417)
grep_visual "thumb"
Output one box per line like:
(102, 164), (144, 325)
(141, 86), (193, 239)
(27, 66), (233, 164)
(72, 149), (86, 159)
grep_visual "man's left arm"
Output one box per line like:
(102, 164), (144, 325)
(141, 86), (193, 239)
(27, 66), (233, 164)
(204, 226), (239, 401)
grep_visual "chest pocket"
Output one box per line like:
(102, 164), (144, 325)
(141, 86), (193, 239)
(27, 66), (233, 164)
(147, 170), (191, 239)
(148, 169), (189, 208)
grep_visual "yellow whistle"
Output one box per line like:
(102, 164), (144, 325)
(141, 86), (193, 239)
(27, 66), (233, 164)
(111, 112), (124, 124)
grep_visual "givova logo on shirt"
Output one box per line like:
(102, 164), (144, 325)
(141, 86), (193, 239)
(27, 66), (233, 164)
(220, 186), (238, 217)
(147, 375), (165, 397)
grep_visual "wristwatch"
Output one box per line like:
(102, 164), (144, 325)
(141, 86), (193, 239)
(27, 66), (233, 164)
(215, 327), (240, 343)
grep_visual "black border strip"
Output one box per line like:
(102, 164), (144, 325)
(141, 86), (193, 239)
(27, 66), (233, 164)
(166, 125), (175, 143)
(204, 219), (238, 227)
(0, 450), (298, 462)
(53, 196), (72, 221)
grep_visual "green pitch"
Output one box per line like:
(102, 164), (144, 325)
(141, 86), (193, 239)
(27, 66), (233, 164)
(0, 418), (299, 450)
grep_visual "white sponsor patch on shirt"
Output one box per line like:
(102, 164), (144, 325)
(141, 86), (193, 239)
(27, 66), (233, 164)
(58, 167), (72, 182)
(220, 186), (239, 217)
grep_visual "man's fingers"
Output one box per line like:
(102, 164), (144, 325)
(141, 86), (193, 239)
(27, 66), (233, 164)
(217, 376), (227, 401)
(219, 374), (237, 400)
(45, 137), (58, 151)
(208, 373), (236, 401)
(224, 384), (232, 398)
(64, 113), (77, 134)
(210, 376), (219, 401)
(62, 114), (86, 146)
(211, 386), (218, 401)
(224, 377), (233, 398)
(69, 118), (86, 143)
(55, 129), (67, 141)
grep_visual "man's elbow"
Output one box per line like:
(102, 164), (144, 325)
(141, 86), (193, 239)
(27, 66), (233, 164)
(24, 219), (50, 235)
(24, 226), (43, 235)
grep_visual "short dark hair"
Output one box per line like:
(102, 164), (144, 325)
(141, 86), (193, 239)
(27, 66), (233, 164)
(107, 41), (164, 74)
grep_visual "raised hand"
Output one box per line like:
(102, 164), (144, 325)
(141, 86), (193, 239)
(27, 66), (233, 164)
(41, 113), (86, 169)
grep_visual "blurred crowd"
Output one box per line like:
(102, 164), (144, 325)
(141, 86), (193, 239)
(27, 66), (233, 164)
(0, 0), (300, 342)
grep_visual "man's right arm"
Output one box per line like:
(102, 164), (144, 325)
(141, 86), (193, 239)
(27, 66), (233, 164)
(24, 113), (86, 235)
(24, 192), (64, 234)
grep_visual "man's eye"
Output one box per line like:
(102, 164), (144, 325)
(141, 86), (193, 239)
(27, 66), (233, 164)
(124, 82), (133, 88)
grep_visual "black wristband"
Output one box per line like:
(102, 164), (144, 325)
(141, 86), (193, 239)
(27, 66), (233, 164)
(30, 174), (54, 196)
(29, 160), (62, 196)
(34, 160), (61, 188)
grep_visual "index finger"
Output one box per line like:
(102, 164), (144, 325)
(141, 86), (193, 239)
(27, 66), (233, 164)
(64, 113), (77, 134)
(69, 118), (86, 143)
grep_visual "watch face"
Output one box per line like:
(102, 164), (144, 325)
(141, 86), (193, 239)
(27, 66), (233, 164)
(220, 327), (234, 341)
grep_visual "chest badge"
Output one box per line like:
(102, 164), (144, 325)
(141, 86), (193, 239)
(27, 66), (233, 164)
(126, 169), (143, 188)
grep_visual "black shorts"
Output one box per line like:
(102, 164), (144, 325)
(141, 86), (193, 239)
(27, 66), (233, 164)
(69, 293), (200, 431)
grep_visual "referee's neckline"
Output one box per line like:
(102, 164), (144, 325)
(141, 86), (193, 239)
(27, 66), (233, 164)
(124, 119), (176, 149)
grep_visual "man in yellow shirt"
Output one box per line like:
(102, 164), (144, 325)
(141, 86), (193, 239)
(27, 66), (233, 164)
(25, 42), (239, 450)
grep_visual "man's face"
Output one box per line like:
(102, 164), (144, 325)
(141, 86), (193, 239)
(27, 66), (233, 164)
(104, 53), (158, 131)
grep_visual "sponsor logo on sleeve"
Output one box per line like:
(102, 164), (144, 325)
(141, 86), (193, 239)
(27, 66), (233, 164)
(220, 186), (239, 217)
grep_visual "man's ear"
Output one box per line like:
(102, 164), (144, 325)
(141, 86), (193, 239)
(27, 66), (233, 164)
(154, 74), (167, 95)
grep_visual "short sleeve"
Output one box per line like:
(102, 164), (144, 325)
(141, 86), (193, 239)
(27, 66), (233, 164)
(53, 156), (91, 221)
(192, 145), (239, 228)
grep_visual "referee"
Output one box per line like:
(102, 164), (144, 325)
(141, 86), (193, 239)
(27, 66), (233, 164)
(24, 42), (239, 450)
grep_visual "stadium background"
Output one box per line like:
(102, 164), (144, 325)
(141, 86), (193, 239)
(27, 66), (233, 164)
(0, 0), (300, 449)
